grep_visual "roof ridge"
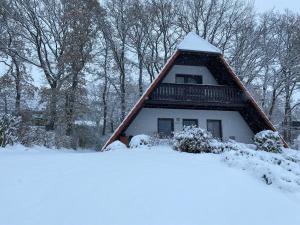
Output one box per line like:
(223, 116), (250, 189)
(177, 32), (221, 54)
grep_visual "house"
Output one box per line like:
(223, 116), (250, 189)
(104, 32), (284, 148)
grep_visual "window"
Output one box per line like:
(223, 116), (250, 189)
(229, 136), (236, 141)
(175, 74), (202, 84)
(158, 118), (174, 137)
(182, 119), (198, 128)
(207, 120), (222, 139)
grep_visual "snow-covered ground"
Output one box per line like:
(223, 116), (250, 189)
(1, 144), (300, 225)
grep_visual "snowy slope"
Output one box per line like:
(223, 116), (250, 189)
(1, 144), (300, 225)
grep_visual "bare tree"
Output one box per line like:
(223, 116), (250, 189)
(274, 11), (300, 142)
(103, 0), (133, 120)
(63, 0), (103, 136)
(3, 0), (69, 130)
(127, 0), (152, 96)
(0, 1), (35, 115)
(177, 0), (254, 51)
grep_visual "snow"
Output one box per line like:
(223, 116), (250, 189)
(129, 134), (151, 148)
(104, 140), (127, 151)
(222, 143), (300, 191)
(254, 130), (282, 153)
(1, 144), (300, 225)
(74, 120), (97, 127)
(177, 32), (222, 54)
(294, 135), (300, 150)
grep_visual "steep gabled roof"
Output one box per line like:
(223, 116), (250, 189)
(103, 33), (287, 149)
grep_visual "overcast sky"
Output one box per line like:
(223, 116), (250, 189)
(255, 0), (300, 13)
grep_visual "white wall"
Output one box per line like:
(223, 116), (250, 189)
(125, 108), (254, 143)
(162, 65), (218, 85)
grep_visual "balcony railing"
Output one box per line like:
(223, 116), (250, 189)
(149, 83), (245, 105)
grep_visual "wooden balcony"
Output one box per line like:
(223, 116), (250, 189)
(146, 83), (246, 109)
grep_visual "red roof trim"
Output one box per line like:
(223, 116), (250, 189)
(219, 56), (288, 147)
(102, 50), (181, 149)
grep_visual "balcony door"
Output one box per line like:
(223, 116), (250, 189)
(158, 118), (174, 137)
(207, 120), (222, 139)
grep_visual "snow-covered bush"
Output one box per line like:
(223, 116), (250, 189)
(173, 126), (216, 153)
(222, 143), (300, 191)
(209, 139), (239, 153)
(55, 135), (72, 149)
(129, 134), (151, 148)
(293, 135), (300, 150)
(150, 133), (173, 146)
(254, 130), (283, 153)
(20, 126), (56, 148)
(104, 140), (127, 151)
(20, 126), (73, 149)
(0, 113), (21, 147)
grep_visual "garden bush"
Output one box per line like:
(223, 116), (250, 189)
(172, 126), (216, 153)
(104, 140), (127, 151)
(254, 130), (283, 153)
(129, 134), (151, 148)
(0, 113), (21, 147)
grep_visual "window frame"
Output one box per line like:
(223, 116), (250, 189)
(182, 119), (199, 128)
(206, 119), (223, 139)
(175, 74), (203, 85)
(157, 118), (174, 137)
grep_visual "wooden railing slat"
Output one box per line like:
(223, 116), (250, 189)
(150, 83), (244, 105)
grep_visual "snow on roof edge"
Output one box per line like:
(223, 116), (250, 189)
(177, 32), (222, 54)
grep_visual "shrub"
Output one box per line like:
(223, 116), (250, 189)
(20, 126), (56, 148)
(129, 134), (151, 148)
(0, 113), (21, 147)
(254, 130), (283, 153)
(293, 135), (300, 150)
(104, 140), (127, 151)
(172, 126), (215, 153)
(209, 139), (239, 153)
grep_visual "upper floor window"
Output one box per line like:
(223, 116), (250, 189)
(175, 74), (203, 85)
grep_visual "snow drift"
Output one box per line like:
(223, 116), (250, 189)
(0, 144), (300, 225)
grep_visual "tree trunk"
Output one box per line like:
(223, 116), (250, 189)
(12, 58), (21, 116)
(110, 117), (114, 133)
(102, 48), (109, 136)
(283, 87), (292, 143)
(268, 89), (277, 119)
(65, 72), (78, 136)
(138, 54), (143, 96)
(283, 103), (292, 143)
(120, 83), (126, 120)
(46, 84), (58, 131)
(102, 92), (107, 136)
(4, 96), (8, 114)
(120, 55), (126, 120)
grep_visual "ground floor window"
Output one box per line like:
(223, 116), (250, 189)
(158, 118), (174, 137)
(207, 119), (222, 139)
(182, 119), (198, 127)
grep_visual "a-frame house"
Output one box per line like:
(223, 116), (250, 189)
(104, 32), (285, 148)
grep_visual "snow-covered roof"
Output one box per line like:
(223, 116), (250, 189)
(177, 32), (221, 54)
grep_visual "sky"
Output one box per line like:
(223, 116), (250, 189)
(255, 0), (300, 13)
